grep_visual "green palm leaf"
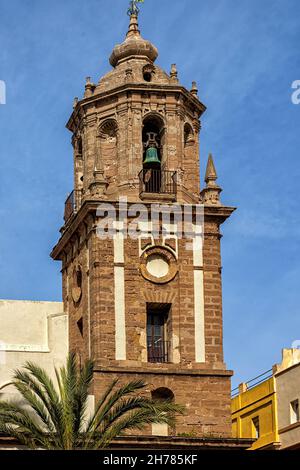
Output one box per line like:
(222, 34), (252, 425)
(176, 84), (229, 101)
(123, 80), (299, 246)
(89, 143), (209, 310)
(0, 353), (185, 449)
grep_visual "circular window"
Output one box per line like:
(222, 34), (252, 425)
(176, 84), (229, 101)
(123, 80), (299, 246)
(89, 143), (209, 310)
(140, 246), (178, 285)
(146, 254), (169, 278)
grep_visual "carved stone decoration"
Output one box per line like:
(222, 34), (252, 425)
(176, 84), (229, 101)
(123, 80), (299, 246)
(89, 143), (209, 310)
(140, 246), (178, 284)
(72, 266), (82, 304)
(98, 119), (118, 185)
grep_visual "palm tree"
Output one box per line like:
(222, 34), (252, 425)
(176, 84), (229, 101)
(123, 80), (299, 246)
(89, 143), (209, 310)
(0, 353), (184, 449)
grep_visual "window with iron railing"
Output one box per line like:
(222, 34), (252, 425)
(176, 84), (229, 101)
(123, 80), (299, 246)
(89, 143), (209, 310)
(64, 190), (82, 223)
(139, 169), (177, 196)
(146, 304), (171, 363)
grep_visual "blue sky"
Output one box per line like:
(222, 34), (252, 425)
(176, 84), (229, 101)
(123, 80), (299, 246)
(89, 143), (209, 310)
(0, 0), (300, 387)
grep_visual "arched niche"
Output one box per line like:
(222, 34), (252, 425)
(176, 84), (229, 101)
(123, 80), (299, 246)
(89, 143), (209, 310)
(184, 122), (195, 148)
(183, 122), (197, 192)
(98, 119), (118, 182)
(151, 387), (175, 437)
(142, 113), (165, 168)
(74, 135), (84, 190)
(152, 387), (175, 401)
(143, 64), (155, 83)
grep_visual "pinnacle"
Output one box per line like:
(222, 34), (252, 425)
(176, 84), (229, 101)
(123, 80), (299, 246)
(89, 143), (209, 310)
(205, 153), (218, 185)
(126, 14), (141, 39)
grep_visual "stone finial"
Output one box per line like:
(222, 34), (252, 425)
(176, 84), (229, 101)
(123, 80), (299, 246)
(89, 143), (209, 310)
(191, 81), (198, 96)
(125, 68), (133, 82)
(84, 76), (95, 98)
(205, 153), (218, 186)
(73, 97), (79, 109)
(170, 64), (178, 83)
(89, 167), (107, 197)
(201, 154), (222, 206)
(126, 14), (141, 39)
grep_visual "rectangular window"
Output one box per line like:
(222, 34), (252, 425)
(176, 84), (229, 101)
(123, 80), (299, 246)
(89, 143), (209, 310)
(146, 304), (170, 363)
(290, 399), (300, 424)
(252, 416), (260, 439)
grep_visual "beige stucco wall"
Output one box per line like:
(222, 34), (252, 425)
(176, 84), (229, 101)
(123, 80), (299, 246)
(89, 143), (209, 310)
(275, 350), (300, 449)
(0, 300), (68, 401)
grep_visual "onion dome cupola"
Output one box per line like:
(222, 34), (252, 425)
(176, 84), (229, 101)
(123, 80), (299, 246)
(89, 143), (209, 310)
(109, 14), (158, 67)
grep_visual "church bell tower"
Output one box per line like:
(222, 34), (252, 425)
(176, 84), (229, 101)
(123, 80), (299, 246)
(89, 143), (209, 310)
(51, 7), (235, 438)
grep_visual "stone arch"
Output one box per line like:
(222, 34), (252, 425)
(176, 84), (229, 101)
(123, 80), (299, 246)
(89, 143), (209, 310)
(99, 119), (118, 139)
(97, 119), (118, 182)
(151, 387), (175, 437)
(152, 387), (175, 401)
(141, 290), (177, 304)
(184, 122), (195, 147)
(143, 64), (155, 82)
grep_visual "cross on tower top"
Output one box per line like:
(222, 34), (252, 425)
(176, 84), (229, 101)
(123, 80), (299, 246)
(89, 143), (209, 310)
(127, 0), (144, 17)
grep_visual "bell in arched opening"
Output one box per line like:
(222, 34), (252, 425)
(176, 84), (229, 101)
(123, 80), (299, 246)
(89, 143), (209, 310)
(143, 132), (161, 168)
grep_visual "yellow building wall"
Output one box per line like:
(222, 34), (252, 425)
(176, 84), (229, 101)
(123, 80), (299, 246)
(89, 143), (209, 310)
(231, 378), (280, 450)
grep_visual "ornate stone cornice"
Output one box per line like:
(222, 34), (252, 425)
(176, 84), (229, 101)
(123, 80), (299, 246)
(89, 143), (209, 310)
(66, 84), (206, 133)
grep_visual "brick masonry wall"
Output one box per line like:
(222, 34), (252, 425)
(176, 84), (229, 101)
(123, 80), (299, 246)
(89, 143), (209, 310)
(62, 210), (232, 437)
(54, 34), (234, 439)
(92, 371), (232, 437)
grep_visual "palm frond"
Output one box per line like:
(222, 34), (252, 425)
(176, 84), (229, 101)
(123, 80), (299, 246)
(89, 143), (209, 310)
(12, 368), (64, 444)
(55, 353), (78, 449)
(89, 380), (147, 432)
(85, 379), (119, 433)
(0, 354), (185, 450)
(94, 408), (169, 449)
(74, 358), (94, 433)
(0, 422), (37, 449)
(0, 401), (54, 449)
(12, 381), (55, 433)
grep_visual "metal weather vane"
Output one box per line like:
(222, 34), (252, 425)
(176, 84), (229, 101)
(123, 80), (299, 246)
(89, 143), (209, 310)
(127, 0), (144, 16)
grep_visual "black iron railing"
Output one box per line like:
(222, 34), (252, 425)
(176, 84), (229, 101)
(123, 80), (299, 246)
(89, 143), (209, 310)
(231, 369), (273, 398)
(147, 339), (170, 363)
(139, 169), (177, 196)
(64, 190), (82, 223)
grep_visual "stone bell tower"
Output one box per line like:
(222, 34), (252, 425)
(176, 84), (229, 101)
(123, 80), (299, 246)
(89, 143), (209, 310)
(51, 9), (235, 438)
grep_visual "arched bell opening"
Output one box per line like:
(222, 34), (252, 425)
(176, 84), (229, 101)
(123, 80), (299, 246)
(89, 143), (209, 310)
(142, 114), (164, 168)
(142, 114), (165, 193)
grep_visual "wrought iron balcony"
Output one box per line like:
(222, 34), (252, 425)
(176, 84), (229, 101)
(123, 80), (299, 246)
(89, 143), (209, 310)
(64, 190), (82, 223)
(139, 169), (177, 198)
(147, 339), (170, 364)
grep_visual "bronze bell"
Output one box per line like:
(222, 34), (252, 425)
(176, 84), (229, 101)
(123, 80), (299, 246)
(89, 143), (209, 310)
(143, 146), (161, 166)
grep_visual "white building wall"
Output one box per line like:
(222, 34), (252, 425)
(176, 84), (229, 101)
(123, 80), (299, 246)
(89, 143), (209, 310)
(274, 349), (300, 449)
(0, 300), (68, 400)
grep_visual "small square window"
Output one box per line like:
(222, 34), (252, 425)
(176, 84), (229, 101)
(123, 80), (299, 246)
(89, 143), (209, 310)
(252, 416), (260, 439)
(290, 400), (300, 424)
